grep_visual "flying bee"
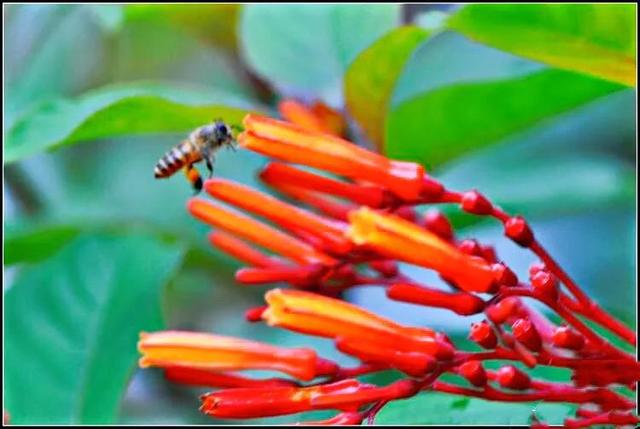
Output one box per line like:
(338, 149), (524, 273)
(154, 119), (236, 194)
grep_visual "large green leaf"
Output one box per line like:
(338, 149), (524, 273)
(448, 4), (636, 86)
(344, 26), (430, 149)
(376, 391), (576, 425)
(123, 4), (241, 51)
(4, 82), (255, 164)
(239, 4), (400, 101)
(4, 5), (109, 126)
(4, 234), (185, 424)
(3, 222), (80, 266)
(385, 32), (624, 168)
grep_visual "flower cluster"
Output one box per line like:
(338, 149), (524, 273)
(138, 100), (638, 426)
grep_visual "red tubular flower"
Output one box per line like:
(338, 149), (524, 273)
(188, 198), (337, 266)
(424, 209), (454, 241)
(208, 231), (284, 268)
(239, 114), (426, 201)
(267, 182), (356, 221)
(387, 283), (486, 316)
(278, 99), (345, 136)
(260, 162), (394, 208)
(200, 378), (415, 419)
(335, 336), (436, 377)
(346, 207), (497, 293)
(235, 264), (325, 286)
(138, 331), (334, 381)
(164, 367), (298, 388)
(262, 289), (454, 361)
(204, 178), (351, 255)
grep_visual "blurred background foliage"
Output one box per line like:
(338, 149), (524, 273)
(3, 3), (636, 425)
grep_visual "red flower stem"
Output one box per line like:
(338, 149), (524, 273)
(426, 187), (635, 346)
(495, 287), (633, 360)
(429, 382), (634, 410)
(564, 411), (640, 428)
(530, 241), (636, 346)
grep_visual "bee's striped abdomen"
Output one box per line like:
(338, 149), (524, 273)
(154, 140), (200, 178)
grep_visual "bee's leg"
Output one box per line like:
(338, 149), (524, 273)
(205, 153), (215, 178)
(184, 164), (203, 194)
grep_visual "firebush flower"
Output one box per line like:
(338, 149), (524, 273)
(139, 104), (638, 427)
(137, 331), (336, 381)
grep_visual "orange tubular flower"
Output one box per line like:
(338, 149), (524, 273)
(204, 178), (352, 255)
(200, 378), (416, 419)
(262, 289), (454, 362)
(278, 99), (337, 135)
(188, 198), (336, 266)
(260, 162), (394, 208)
(238, 114), (426, 201)
(346, 207), (497, 293)
(208, 231), (285, 268)
(138, 331), (336, 381)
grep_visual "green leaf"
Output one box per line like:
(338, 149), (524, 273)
(4, 82), (256, 164)
(240, 4), (400, 101)
(448, 4), (637, 86)
(385, 32), (624, 168)
(4, 233), (185, 424)
(376, 391), (576, 425)
(3, 222), (81, 266)
(123, 4), (242, 51)
(344, 26), (430, 148)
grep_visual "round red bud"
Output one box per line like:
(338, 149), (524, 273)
(458, 360), (487, 387)
(531, 271), (558, 301)
(469, 320), (497, 349)
(504, 216), (534, 247)
(497, 365), (531, 390)
(424, 210), (454, 240)
(491, 263), (518, 287)
(512, 319), (542, 352)
(552, 326), (585, 350)
(458, 239), (482, 256)
(528, 262), (546, 278)
(480, 245), (497, 263)
(486, 297), (521, 325)
(461, 190), (493, 215)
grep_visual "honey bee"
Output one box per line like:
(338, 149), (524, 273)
(154, 119), (236, 193)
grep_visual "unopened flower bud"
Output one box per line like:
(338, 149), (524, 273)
(552, 326), (585, 350)
(469, 321), (497, 349)
(504, 216), (534, 247)
(424, 210), (454, 240)
(531, 271), (558, 301)
(497, 365), (531, 390)
(528, 262), (546, 278)
(491, 263), (518, 287)
(458, 361), (487, 387)
(486, 297), (520, 324)
(459, 239), (482, 256)
(461, 190), (493, 215)
(512, 319), (542, 352)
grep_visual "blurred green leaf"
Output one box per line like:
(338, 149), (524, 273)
(4, 222), (80, 266)
(376, 391), (576, 425)
(4, 233), (185, 424)
(123, 4), (241, 52)
(110, 20), (253, 98)
(344, 26), (429, 149)
(441, 153), (635, 221)
(385, 32), (624, 168)
(4, 5), (109, 126)
(240, 4), (400, 101)
(448, 4), (636, 86)
(5, 82), (256, 164)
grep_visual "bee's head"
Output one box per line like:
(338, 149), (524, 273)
(199, 120), (234, 148)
